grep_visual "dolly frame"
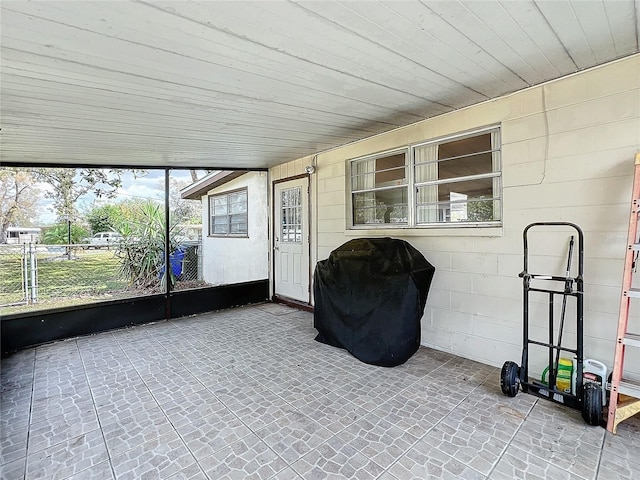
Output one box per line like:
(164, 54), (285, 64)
(518, 222), (585, 408)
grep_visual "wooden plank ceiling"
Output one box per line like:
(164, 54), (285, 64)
(1, 0), (638, 169)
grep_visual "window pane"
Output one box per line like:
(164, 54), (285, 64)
(352, 188), (407, 225)
(416, 198), (500, 223)
(230, 213), (247, 225)
(351, 153), (406, 191)
(230, 222), (247, 234)
(436, 177), (494, 201)
(375, 153), (406, 188)
(213, 223), (229, 234)
(229, 201), (247, 214)
(437, 151), (493, 180)
(415, 133), (494, 183)
(416, 186), (438, 223)
(438, 133), (491, 159)
(228, 191), (242, 202)
(351, 159), (375, 191)
(414, 144), (438, 183)
(417, 185), (500, 224)
(466, 198), (500, 222)
(281, 187), (302, 242)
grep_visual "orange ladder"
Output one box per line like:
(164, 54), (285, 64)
(607, 153), (640, 433)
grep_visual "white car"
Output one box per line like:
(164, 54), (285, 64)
(83, 232), (122, 249)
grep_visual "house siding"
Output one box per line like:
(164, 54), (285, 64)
(270, 55), (640, 378)
(200, 172), (269, 286)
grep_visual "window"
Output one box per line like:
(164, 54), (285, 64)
(208, 189), (248, 236)
(351, 151), (408, 225)
(280, 186), (302, 243)
(349, 127), (501, 227)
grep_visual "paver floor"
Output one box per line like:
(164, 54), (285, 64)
(1, 303), (639, 479)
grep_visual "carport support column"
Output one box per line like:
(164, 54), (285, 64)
(165, 168), (171, 319)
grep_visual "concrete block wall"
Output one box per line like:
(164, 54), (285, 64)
(271, 55), (640, 379)
(200, 172), (269, 286)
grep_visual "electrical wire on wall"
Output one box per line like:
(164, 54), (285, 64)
(539, 84), (550, 185)
(503, 84), (550, 190)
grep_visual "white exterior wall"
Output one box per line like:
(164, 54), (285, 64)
(200, 172), (269, 285)
(270, 55), (640, 378)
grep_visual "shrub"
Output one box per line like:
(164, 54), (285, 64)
(42, 223), (89, 244)
(116, 202), (182, 290)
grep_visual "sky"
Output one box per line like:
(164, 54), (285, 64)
(36, 169), (201, 225)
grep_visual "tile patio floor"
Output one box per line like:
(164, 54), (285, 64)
(1, 302), (639, 480)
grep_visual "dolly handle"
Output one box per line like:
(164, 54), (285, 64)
(522, 222), (584, 276)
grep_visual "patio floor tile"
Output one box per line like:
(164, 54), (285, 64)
(198, 433), (287, 480)
(291, 436), (385, 480)
(2, 303), (639, 480)
(109, 431), (195, 480)
(25, 429), (108, 480)
(176, 407), (252, 461)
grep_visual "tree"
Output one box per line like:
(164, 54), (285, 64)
(85, 204), (126, 234)
(0, 168), (41, 241)
(30, 167), (144, 221)
(170, 178), (201, 225)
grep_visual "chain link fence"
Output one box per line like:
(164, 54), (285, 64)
(0, 241), (204, 314)
(172, 241), (202, 289)
(0, 244), (30, 307)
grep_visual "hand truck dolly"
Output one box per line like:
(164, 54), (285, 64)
(500, 222), (602, 426)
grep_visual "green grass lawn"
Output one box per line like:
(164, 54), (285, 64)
(0, 248), (130, 313)
(0, 252), (25, 306)
(0, 246), (206, 315)
(37, 250), (128, 297)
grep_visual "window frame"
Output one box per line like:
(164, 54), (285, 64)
(347, 126), (502, 229)
(208, 187), (249, 237)
(350, 147), (410, 227)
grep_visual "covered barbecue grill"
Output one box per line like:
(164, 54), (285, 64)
(313, 238), (435, 367)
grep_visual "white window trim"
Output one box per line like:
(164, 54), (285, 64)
(208, 188), (249, 237)
(347, 125), (502, 231)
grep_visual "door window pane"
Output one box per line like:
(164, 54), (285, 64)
(281, 187), (302, 243)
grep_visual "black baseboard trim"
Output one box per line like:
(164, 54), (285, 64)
(171, 280), (270, 317)
(1, 280), (269, 356)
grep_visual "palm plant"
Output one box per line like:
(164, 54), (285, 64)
(116, 202), (182, 290)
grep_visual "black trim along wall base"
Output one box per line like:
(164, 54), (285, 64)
(1, 280), (269, 357)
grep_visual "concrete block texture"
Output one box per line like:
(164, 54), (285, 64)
(272, 55), (640, 374)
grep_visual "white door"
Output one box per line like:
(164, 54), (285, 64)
(274, 177), (309, 302)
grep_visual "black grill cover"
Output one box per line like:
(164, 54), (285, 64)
(314, 238), (435, 367)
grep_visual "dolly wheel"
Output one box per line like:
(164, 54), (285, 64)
(582, 382), (603, 426)
(500, 361), (520, 397)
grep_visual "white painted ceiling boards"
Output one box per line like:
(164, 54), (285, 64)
(1, 1), (638, 169)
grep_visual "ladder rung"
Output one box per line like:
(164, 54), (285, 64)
(624, 333), (640, 348)
(626, 288), (640, 298)
(619, 378), (640, 399)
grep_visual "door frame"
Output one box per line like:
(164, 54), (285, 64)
(271, 173), (312, 307)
